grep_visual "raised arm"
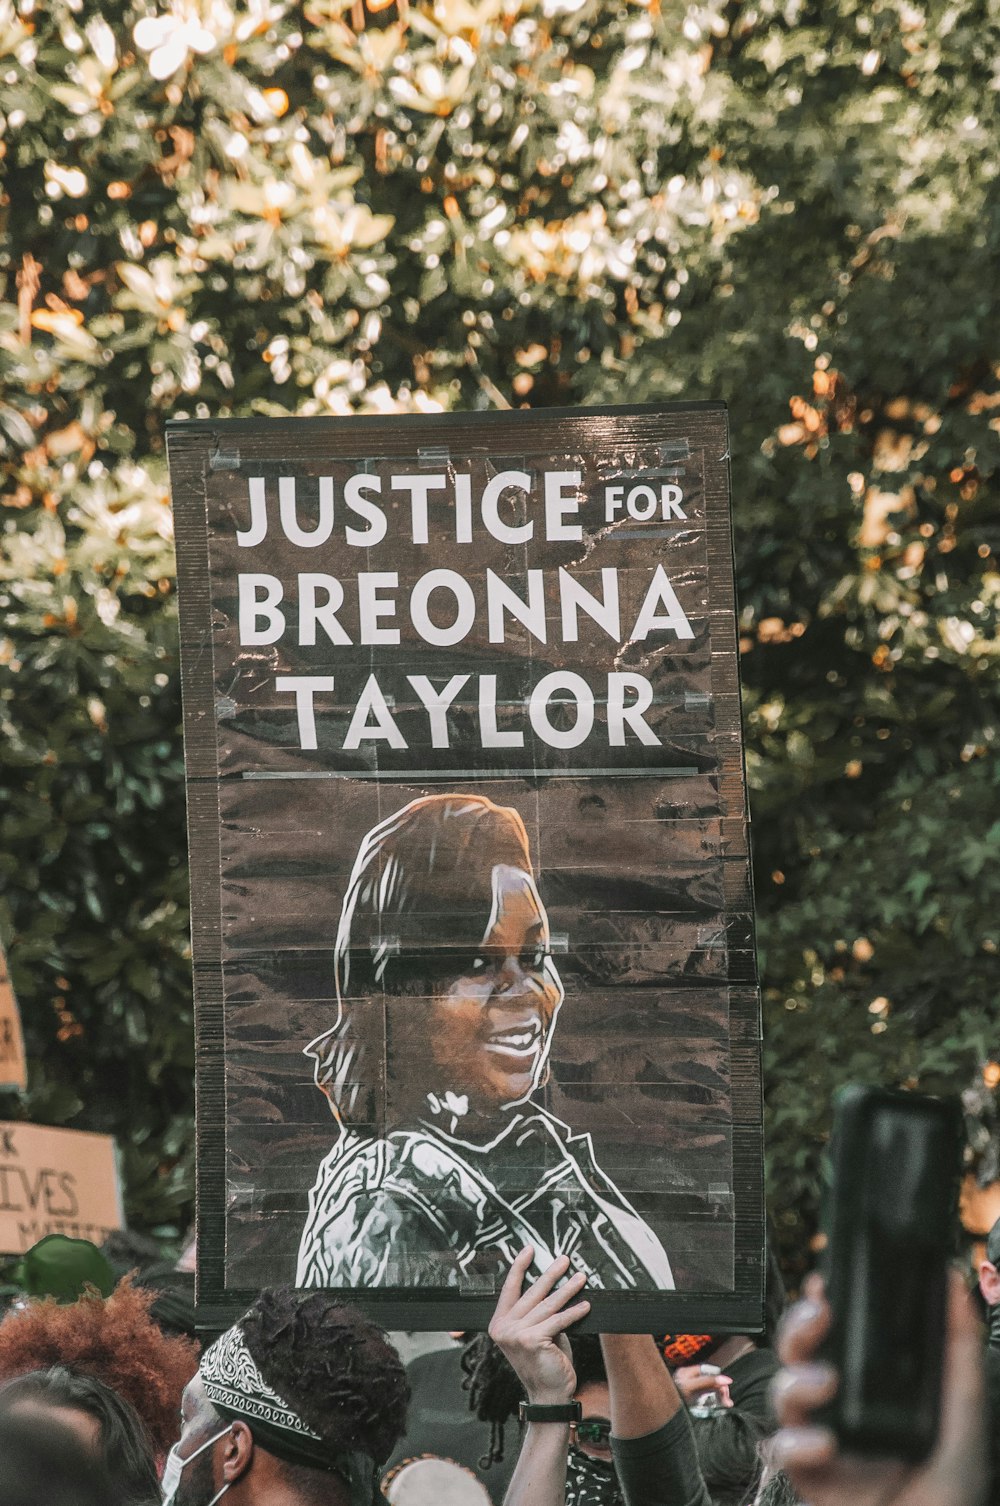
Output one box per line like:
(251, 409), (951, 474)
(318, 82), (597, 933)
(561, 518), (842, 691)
(489, 1246), (590, 1506)
(600, 1334), (712, 1506)
(601, 1334), (683, 1437)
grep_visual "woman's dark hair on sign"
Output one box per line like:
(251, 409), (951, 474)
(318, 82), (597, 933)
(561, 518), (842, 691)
(0, 1405), (112, 1506)
(0, 1367), (159, 1506)
(311, 793), (543, 1126)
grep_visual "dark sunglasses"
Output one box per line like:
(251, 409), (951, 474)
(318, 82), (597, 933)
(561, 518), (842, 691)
(572, 1417), (612, 1449)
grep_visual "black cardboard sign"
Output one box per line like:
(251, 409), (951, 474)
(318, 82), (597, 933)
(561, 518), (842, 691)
(167, 403), (763, 1332)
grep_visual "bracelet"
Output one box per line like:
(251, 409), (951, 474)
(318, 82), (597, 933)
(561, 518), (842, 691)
(518, 1401), (582, 1424)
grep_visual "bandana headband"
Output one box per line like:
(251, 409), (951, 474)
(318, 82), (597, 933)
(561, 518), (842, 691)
(199, 1325), (324, 1442)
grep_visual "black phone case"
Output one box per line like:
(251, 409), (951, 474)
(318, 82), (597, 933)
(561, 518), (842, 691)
(821, 1084), (962, 1462)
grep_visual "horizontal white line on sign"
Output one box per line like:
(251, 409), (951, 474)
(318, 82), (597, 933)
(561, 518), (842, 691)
(239, 767), (703, 781)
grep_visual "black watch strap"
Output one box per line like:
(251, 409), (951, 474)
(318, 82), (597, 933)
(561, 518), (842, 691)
(519, 1401), (582, 1424)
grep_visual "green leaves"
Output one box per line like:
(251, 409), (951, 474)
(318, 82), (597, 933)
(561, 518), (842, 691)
(1, 0), (998, 1250)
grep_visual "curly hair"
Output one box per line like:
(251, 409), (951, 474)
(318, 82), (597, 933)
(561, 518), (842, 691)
(239, 1288), (409, 1466)
(462, 1332), (608, 1468)
(461, 1332), (523, 1467)
(0, 1275), (198, 1456)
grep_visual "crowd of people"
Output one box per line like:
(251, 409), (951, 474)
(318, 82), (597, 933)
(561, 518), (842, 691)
(0, 1221), (996, 1506)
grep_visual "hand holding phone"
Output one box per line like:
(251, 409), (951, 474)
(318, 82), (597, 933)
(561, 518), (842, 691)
(820, 1086), (962, 1460)
(769, 1268), (986, 1506)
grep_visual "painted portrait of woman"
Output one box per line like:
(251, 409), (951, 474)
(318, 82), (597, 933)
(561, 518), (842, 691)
(296, 792), (674, 1291)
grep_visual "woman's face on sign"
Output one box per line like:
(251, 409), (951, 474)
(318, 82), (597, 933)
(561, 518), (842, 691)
(399, 863), (564, 1122)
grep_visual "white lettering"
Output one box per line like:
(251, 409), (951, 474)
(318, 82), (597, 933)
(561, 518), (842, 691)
(559, 567), (620, 643)
(279, 476), (334, 547)
(528, 671), (594, 749)
(410, 570), (476, 647)
(238, 574), (285, 644)
(544, 470), (582, 540)
(275, 675), (334, 750)
(607, 673), (659, 745)
(298, 574), (351, 647)
(625, 484), (658, 521)
(486, 568), (546, 644)
(407, 674), (470, 749)
(391, 473), (446, 546)
(357, 572), (400, 645)
(344, 674), (407, 749)
(238, 478), (269, 547)
(480, 674), (523, 747)
(481, 470), (533, 545)
(661, 484), (686, 518)
(344, 474), (387, 547)
(454, 472), (473, 544)
(631, 565), (695, 641)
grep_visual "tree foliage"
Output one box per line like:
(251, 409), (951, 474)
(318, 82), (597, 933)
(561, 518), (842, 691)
(0, 0), (997, 1252)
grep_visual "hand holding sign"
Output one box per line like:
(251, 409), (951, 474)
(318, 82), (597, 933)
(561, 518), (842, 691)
(488, 1247), (589, 1405)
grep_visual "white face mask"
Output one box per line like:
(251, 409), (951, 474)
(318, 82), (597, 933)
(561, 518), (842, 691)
(161, 1424), (233, 1506)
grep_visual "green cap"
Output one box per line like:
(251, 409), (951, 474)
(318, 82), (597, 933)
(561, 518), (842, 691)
(12, 1235), (116, 1302)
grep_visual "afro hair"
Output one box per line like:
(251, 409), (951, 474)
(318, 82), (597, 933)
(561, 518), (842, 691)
(0, 1274), (198, 1456)
(238, 1288), (409, 1467)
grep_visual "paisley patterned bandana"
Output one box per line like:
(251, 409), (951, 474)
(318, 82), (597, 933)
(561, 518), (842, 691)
(199, 1324), (324, 1441)
(197, 1324), (379, 1504)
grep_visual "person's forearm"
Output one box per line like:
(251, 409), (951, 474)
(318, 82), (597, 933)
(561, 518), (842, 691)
(502, 1423), (569, 1506)
(600, 1334), (683, 1438)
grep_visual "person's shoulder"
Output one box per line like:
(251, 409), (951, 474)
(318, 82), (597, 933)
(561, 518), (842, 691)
(728, 1346), (779, 1387)
(726, 1345), (779, 1428)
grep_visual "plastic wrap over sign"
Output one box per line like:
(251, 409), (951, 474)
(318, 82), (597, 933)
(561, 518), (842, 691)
(167, 402), (764, 1332)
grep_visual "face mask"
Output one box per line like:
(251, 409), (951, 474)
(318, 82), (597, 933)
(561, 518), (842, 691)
(161, 1425), (233, 1506)
(565, 1447), (623, 1506)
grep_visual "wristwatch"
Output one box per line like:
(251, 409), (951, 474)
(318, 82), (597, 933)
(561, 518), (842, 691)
(518, 1401), (582, 1423)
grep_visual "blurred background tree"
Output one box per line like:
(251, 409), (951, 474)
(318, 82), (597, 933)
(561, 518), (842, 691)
(0, 0), (997, 1259)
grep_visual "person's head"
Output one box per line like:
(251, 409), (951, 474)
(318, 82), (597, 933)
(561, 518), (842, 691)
(978, 1215), (1000, 1307)
(565, 1344), (620, 1506)
(462, 1330), (615, 1474)
(0, 1274), (198, 1460)
(0, 1410), (111, 1506)
(0, 1367), (157, 1505)
(167, 1286), (408, 1506)
(569, 1336), (611, 1465)
(307, 794), (564, 1133)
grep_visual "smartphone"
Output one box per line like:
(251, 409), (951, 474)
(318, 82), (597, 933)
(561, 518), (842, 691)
(820, 1084), (962, 1462)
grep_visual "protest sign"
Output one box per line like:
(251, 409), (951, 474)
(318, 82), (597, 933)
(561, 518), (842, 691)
(0, 944), (26, 1093)
(168, 403), (763, 1331)
(0, 1122), (123, 1255)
